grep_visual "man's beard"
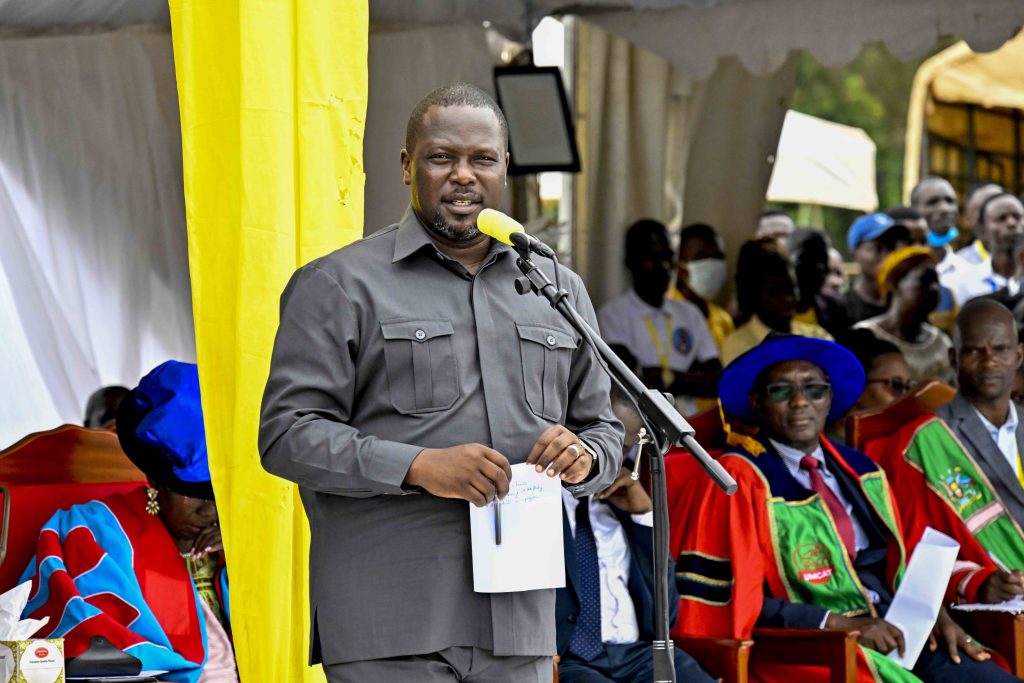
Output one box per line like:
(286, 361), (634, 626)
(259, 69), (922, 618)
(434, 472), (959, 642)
(425, 208), (481, 242)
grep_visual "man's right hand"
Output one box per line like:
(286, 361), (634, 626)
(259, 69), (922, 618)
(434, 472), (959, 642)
(405, 444), (512, 507)
(826, 613), (905, 656)
(979, 569), (1024, 603)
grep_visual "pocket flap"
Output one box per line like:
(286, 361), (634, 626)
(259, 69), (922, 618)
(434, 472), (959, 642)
(380, 318), (454, 342)
(515, 323), (577, 350)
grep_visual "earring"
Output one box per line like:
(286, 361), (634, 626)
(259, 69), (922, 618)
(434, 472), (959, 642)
(146, 487), (160, 516)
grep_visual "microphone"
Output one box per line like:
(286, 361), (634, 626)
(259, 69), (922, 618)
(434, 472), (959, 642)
(477, 208), (556, 258)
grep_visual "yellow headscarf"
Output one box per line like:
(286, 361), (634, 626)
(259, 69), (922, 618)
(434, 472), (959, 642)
(876, 246), (939, 298)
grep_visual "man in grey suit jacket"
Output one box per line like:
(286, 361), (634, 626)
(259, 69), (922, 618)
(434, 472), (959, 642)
(259, 83), (623, 682)
(937, 298), (1024, 596)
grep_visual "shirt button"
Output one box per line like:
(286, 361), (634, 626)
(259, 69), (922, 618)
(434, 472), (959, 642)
(546, 335), (557, 346)
(414, 329), (426, 341)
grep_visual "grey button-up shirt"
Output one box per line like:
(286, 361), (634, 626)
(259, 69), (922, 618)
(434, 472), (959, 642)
(259, 209), (624, 665)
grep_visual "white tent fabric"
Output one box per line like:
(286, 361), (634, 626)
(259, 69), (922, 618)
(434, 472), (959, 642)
(581, 0), (1024, 80)
(574, 20), (699, 304)
(680, 52), (800, 279)
(0, 28), (194, 448)
(364, 25), (497, 234)
(766, 110), (878, 212)
(5, 0), (1024, 80)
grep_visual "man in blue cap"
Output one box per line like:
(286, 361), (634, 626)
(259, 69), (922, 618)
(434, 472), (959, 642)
(845, 213), (910, 325)
(673, 334), (1020, 682)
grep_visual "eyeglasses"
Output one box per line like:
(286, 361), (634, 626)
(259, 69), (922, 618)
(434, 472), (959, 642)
(763, 382), (831, 403)
(865, 377), (915, 396)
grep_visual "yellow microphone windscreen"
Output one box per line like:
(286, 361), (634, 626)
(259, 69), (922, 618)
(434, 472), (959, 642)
(477, 208), (524, 247)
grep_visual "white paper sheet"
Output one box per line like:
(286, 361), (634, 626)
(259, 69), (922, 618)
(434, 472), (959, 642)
(953, 597), (1024, 614)
(469, 463), (565, 593)
(885, 527), (960, 669)
(0, 582), (48, 640)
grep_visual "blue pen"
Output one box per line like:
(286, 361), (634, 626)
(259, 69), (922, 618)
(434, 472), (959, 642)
(495, 500), (502, 545)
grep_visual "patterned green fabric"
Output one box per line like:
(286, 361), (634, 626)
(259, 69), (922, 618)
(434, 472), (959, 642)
(863, 646), (924, 683)
(904, 420), (1024, 569)
(768, 472), (905, 617)
(183, 553), (225, 626)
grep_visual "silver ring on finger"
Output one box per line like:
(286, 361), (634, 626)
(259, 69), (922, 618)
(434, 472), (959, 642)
(567, 443), (582, 461)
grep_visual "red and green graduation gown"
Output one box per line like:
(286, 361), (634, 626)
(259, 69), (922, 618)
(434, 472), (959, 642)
(667, 436), (922, 683)
(863, 413), (1024, 594)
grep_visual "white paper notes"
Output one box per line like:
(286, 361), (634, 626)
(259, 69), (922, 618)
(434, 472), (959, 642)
(469, 463), (565, 593)
(885, 527), (960, 669)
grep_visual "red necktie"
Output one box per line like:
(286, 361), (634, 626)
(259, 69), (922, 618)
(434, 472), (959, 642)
(799, 455), (857, 560)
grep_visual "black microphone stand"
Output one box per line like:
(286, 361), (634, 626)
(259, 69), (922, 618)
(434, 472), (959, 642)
(508, 248), (737, 683)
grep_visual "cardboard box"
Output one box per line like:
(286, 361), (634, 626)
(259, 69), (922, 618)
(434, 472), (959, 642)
(0, 639), (63, 683)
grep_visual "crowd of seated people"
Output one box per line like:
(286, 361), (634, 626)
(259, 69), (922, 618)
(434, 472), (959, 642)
(11, 173), (1024, 683)
(592, 177), (1024, 681)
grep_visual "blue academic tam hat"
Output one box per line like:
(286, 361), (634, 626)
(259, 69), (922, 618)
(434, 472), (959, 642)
(847, 213), (896, 250)
(719, 335), (865, 424)
(117, 360), (214, 499)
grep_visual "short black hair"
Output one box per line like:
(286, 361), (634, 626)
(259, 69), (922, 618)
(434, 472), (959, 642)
(624, 218), (669, 266)
(966, 181), (1003, 205)
(735, 238), (791, 319)
(787, 227), (831, 255)
(885, 205), (923, 222)
(677, 223), (721, 258)
(405, 82), (508, 153)
(978, 191), (1020, 224)
(84, 385), (130, 428)
(836, 329), (901, 375)
(909, 175), (951, 207)
(953, 297), (1016, 351)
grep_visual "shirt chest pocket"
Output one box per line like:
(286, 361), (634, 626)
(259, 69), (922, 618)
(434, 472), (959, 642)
(516, 323), (578, 422)
(380, 318), (460, 414)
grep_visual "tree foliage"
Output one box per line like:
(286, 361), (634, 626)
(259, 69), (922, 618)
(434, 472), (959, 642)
(785, 39), (956, 253)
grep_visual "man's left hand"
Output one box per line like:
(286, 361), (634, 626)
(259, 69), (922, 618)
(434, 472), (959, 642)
(928, 607), (990, 664)
(527, 425), (593, 484)
(597, 467), (652, 514)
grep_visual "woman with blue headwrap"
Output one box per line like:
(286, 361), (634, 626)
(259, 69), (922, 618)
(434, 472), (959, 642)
(19, 361), (237, 683)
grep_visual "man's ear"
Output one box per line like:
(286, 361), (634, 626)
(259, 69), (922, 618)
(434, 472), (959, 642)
(749, 391), (762, 419)
(400, 149), (412, 186)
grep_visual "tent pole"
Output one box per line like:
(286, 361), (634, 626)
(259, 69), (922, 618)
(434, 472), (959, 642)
(1014, 109), (1022, 196)
(966, 104), (977, 188)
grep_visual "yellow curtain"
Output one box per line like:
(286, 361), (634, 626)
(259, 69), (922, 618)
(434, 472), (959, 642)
(168, 2), (367, 680)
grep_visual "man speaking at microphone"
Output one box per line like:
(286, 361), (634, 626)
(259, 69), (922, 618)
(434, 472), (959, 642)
(259, 82), (624, 682)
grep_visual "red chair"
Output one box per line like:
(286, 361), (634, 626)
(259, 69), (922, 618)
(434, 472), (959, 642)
(0, 425), (146, 591)
(845, 379), (955, 452)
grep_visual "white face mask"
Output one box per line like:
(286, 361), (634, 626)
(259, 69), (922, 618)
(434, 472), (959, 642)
(685, 258), (728, 300)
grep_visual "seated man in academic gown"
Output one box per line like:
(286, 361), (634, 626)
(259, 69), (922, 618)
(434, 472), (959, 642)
(671, 334), (1019, 683)
(555, 392), (714, 683)
(933, 299), (1024, 582)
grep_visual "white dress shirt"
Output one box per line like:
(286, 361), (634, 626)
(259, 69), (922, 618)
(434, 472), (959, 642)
(973, 403), (1021, 479)
(769, 439), (870, 553)
(598, 289), (719, 415)
(561, 489), (654, 645)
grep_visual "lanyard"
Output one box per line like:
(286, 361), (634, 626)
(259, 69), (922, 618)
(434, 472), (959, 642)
(643, 315), (674, 388)
(976, 239), (990, 261)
